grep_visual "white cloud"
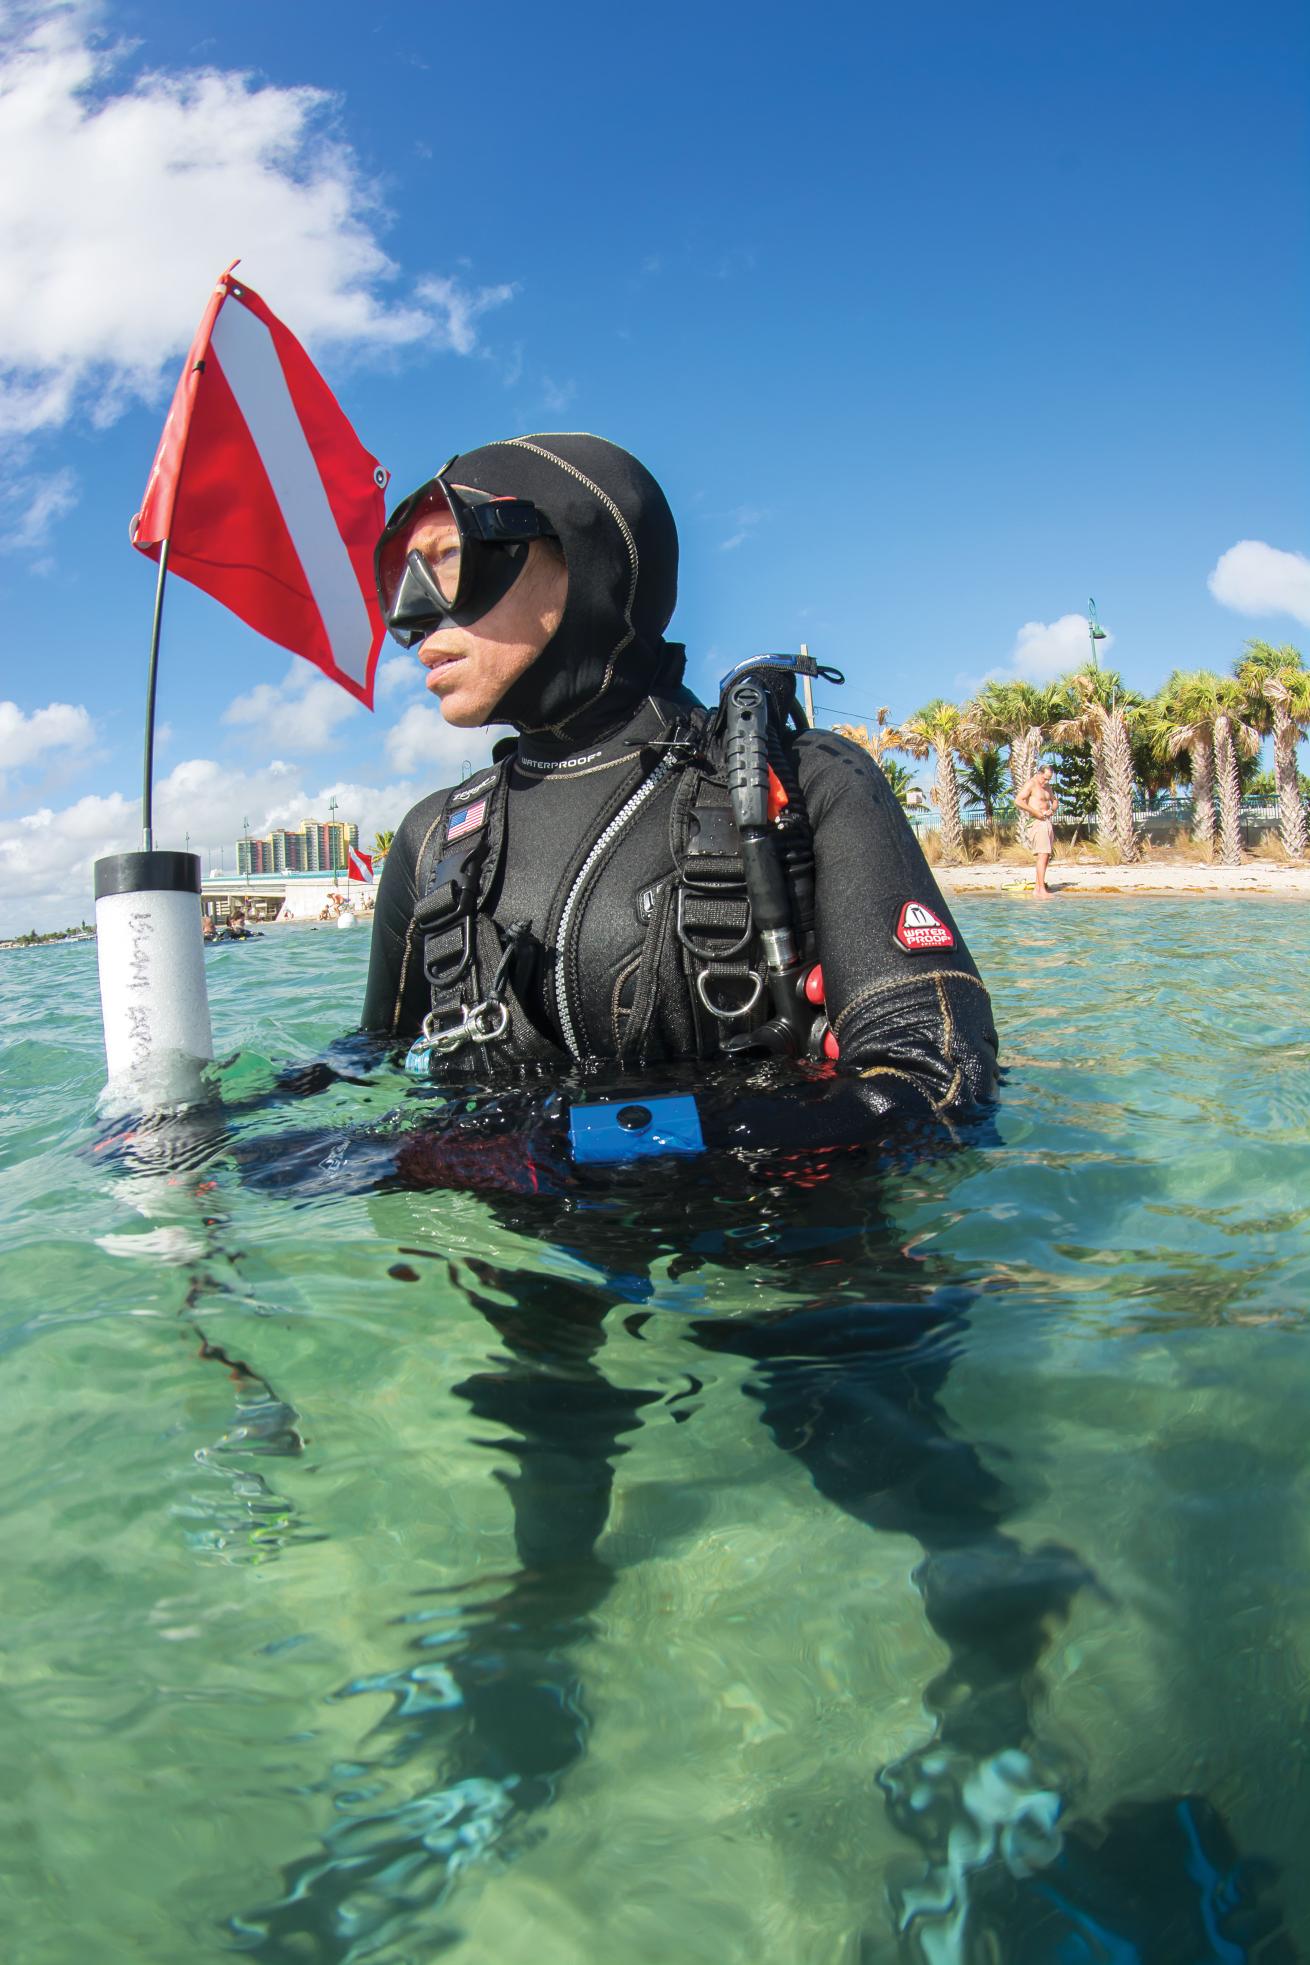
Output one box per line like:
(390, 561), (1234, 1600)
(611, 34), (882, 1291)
(223, 662), (362, 754)
(716, 505), (764, 553)
(384, 700), (490, 779)
(375, 654), (418, 701)
(0, 4), (515, 438)
(0, 696), (95, 792)
(0, 756), (402, 934)
(540, 375), (576, 414)
(414, 274), (516, 358)
(1007, 614), (1111, 682)
(0, 465), (78, 552)
(1207, 540), (1310, 626)
(0, 710), (502, 932)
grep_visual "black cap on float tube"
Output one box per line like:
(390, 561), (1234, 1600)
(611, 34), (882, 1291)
(94, 851), (202, 900)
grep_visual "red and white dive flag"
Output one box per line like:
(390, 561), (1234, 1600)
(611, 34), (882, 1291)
(131, 268), (389, 707)
(347, 846), (374, 884)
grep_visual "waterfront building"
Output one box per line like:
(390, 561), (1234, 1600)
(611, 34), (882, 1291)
(237, 818), (358, 878)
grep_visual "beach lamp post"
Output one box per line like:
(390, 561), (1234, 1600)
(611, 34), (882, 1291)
(1088, 599), (1108, 672)
(799, 643), (817, 726)
(328, 794), (339, 883)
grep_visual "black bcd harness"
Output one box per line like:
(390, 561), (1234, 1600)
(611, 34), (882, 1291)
(402, 656), (844, 1076)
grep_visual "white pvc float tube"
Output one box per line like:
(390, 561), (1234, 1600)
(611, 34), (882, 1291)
(94, 850), (214, 1110)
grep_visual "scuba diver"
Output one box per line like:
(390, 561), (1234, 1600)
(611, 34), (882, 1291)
(227, 437), (1289, 1960)
(362, 433), (997, 1132)
(215, 907), (259, 942)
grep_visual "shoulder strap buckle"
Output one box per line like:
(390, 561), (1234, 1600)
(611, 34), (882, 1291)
(415, 832), (489, 989)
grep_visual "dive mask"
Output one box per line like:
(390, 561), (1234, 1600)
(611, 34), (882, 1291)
(375, 469), (559, 647)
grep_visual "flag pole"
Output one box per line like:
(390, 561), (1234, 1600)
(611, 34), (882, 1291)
(132, 263), (239, 852)
(140, 537), (172, 851)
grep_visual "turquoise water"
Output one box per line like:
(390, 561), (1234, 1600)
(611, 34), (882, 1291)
(2, 899), (1308, 1963)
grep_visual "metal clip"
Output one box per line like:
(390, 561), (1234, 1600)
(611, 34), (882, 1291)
(403, 997), (511, 1074)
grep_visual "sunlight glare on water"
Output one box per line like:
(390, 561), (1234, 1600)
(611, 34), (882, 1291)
(1, 898), (1307, 1964)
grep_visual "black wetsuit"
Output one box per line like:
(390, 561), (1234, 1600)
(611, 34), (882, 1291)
(363, 691), (997, 1123)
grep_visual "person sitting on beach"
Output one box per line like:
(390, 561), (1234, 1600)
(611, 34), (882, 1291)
(1016, 764), (1058, 899)
(361, 433), (998, 1133)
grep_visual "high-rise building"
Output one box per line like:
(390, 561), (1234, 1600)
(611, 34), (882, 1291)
(321, 821), (357, 872)
(296, 821), (322, 872)
(234, 817), (360, 877)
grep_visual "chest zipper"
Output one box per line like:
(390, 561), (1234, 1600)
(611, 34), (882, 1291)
(554, 755), (677, 1059)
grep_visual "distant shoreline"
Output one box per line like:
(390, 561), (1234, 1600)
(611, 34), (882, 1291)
(0, 932), (96, 951)
(5, 862), (1307, 947)
(939, 862), (1310, 897)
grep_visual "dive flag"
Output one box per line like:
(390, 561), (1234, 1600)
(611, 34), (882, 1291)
(131, 267), (390, 708)
(347, 846), (374, 884)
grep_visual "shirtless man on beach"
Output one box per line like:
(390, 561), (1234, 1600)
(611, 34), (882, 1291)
(1016, 764), (1057, 898)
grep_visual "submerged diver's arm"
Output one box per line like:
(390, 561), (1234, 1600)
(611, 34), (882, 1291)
(797, 732), (999, 1117)
(360, 789), (451, 1036)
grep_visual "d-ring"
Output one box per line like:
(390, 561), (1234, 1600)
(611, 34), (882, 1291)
(696, 969), (765, 1020)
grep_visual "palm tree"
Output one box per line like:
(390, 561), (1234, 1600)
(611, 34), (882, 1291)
(1211, 678), (1262, 866)
(1234, 642), (1310, 860)
(1152, 669), (1223, 852)
(1131, 716), (1181, 810)
(891, 699), (967, 862)
(1050, 670), (1141, 862)
(958, 746), (1007, 839)
(372, 828), (395, 862)
(879, 758), (914, 808)
(961, 679), (1065, 849)
(831, 705), (899, 765)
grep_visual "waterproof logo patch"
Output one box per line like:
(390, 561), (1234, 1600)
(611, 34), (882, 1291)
(446, 799), (486, 841)
(894, 900), (955, 952)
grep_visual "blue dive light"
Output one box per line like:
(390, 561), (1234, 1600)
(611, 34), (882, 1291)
(568, 1095), (705, 1165)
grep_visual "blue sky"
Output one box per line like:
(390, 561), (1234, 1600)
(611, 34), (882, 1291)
(0, 0), (1306, 932)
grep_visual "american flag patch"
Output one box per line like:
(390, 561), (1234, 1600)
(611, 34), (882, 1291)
(446, 799), (486, 840)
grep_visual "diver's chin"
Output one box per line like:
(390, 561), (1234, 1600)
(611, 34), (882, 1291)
(435, 697), (485, 730)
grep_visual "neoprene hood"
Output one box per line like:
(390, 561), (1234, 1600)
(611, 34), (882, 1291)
(440, 433), (684, 738)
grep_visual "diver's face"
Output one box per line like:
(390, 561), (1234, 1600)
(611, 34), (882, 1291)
(406, 515), (568, 728)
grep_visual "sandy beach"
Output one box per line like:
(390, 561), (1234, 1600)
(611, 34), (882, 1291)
(939, 860), (1310, 897)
